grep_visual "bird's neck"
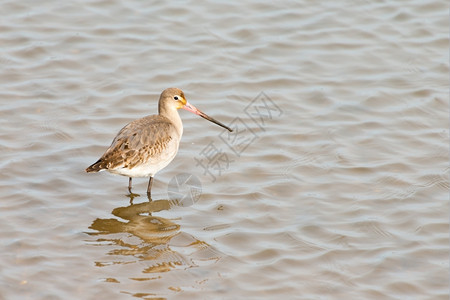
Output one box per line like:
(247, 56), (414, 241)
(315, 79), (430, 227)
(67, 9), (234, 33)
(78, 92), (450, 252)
(159, 106), (183, 137)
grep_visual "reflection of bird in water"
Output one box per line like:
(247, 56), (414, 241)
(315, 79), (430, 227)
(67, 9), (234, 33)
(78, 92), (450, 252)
(89, 200), (178, 244)
(87, 200), (223, 275)
(87, 200), (226, 285)
(86, 88), (232, 198)
(89, 200), (183, 273)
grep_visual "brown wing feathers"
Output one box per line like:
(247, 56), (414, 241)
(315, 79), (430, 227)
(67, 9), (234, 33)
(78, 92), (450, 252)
(85, 115), (173, 173)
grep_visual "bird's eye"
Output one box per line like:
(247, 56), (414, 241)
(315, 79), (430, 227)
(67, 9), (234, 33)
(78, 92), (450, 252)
(174, 96), (179, 101)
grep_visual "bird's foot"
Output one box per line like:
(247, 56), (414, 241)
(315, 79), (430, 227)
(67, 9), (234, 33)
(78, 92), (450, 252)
(146, 192), (152, 202)
(126, 192), (140, 204)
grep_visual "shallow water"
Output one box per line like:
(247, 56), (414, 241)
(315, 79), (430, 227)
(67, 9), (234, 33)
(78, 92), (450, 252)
(0, 0), (448, 299)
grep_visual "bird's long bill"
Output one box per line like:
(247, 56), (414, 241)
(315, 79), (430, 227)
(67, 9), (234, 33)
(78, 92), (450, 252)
(183, 101), (233, 132)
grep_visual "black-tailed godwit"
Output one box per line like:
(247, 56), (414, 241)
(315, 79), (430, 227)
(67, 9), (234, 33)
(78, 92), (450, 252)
(86, 87), (232, 198)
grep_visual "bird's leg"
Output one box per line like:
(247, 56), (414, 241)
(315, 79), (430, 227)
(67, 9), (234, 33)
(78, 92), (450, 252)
(126, 177), (140, 204)
(127, 177), (139, 205)
(128, 177), (133, 193)
(147, 176), (153, 201)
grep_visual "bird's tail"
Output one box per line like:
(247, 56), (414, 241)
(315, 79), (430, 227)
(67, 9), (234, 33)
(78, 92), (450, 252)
(86, 159), (105, 173)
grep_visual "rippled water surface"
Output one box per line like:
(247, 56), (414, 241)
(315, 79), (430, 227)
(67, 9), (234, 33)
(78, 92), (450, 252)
(1, 0), (448, 299)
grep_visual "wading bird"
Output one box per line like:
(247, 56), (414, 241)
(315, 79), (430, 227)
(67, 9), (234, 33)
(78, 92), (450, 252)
(86, 88), (232, 198)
